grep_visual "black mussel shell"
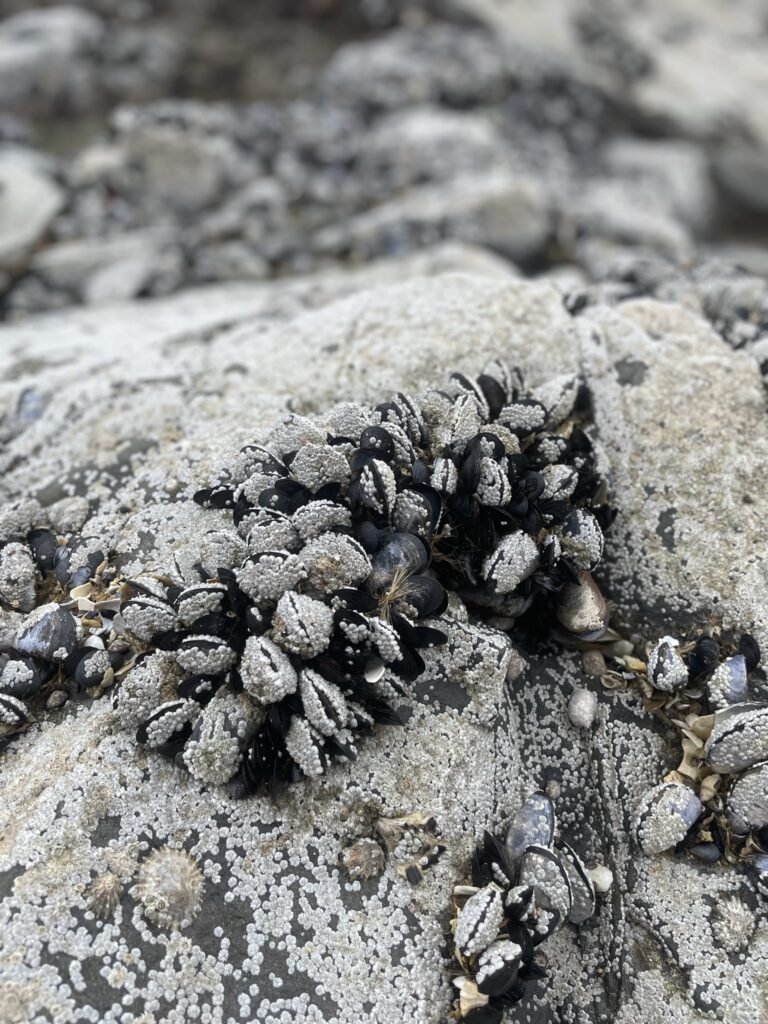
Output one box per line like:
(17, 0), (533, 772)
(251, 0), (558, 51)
(28, 529), (59, 573)
(401, 574), (448, 618)
(688, 636), (720, 677)
(359, 425), (395, 461)
(740, 634), (761, 673)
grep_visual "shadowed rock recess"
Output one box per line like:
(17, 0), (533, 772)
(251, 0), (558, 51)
(1, 3), (768, 1024)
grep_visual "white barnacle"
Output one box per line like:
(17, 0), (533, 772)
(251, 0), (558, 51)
(132, 847), (204, 930)
(88, 871), (123, 919)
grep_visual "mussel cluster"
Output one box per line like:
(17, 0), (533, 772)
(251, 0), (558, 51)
(0, 517), (124, 746)
(633, 631), (768, 893)
(112, 361), (612, 796)
(451, 792), (599, 1023)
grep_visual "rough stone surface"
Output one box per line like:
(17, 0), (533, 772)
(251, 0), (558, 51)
(1, 268), (767, 1022)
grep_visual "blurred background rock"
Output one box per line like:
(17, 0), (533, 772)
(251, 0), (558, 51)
(0, 0), (765, 316)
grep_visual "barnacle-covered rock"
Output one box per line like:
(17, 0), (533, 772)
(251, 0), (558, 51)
(646, 635), (689, 693)
(634, 781), (702, 855)
(271, 591), (334, 658)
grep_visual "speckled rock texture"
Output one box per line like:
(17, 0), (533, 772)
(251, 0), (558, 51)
(2, 265), (767, 1023)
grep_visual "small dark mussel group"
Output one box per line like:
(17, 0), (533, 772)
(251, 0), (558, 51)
(1, 515), (125, 747)
(451, 792), (604, 1022)
(633, 630), (768, 890)
(113, 359), (614, 798)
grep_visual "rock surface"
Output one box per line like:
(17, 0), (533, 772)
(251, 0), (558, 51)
(2, 265), (768, 1022)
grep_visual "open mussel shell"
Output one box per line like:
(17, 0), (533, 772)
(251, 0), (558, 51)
(704, 702), (768, 774)
(727, 761), (768, 834)
(555, 572), (609, 641)
(634, 781), (702, 855)
(707, 654), (749, 710)
(518, 845), (572, 922)
(554, 840), (596, 924)
(506, 792), (555, 860)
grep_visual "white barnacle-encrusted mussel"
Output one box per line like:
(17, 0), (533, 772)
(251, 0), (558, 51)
(0, 692), (29, 730)
(454, 884), (505, 959)
(137, 698), (199, 749)
(475, 939), (523, 997)
(559, 508), (604, 571)
(519, 845), (572, 922)
(183, 688), (263, 785)
(634, 781), (702, 855)
(0, 540), (36, 611)
(132, 847), (205, 930)
(475, 457), (512, 507)
(174, 583), (228, 628)
(265, 413), (325, 458)
(271, 591), (334, 658)
(358, 458), (397, 516)
(176, 634), (237, 677)
(646, 635), (689, 693)
(284, 715), (327, 778)
(300, 533), (371, 593)
(113, 650), (182, 729)
(708, 654), (749, 710)
(245, 509), (300, 555)
(431, 456), (458, 496)
(540, 464), (578, 503)
(482, 531), (539, 594)
(287, 442), (350, 490)
(531, 374), (580, 428)
(506, 791), (555, 860)
(298, 668), (348, 736)
(323, 400), (371, 441)
(704, 702), (768, 773)
(727, 761), (768, 834)
(292, 500), (352, 542)
(236, 550), (307, 604)
(498, 398), (547, 437)
(555, 840), (596, 924)
(239, 635), (298, 705)
(121, 593), (178, 642)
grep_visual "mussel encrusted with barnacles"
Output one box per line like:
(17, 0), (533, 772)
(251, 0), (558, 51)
(451, 792), (601, 1022)
(111, 361), (613, 796)
(631, 630), (768, 893)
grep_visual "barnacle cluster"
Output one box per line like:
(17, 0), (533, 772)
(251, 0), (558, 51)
(450, 792), (599, 1023)
(112, 361), (612, 796)
(0, 503), (126, 747)
(629, 630), (768, 894)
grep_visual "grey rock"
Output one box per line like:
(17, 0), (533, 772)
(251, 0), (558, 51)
(0, 156), (63, 272)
